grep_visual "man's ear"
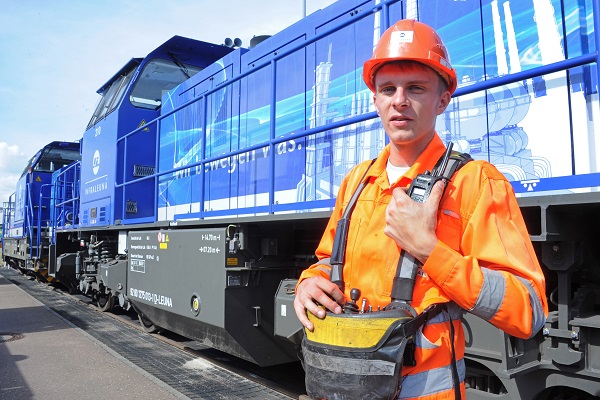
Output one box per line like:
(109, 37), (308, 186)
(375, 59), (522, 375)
(373, 94), (380, 116)
(437, 90), (451, 115)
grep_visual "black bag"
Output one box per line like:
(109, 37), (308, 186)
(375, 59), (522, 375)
(301, 305), (441, 400)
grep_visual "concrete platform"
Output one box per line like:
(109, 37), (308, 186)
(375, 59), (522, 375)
(0, 271), (186, 400)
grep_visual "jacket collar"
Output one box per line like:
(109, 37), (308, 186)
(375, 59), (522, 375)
(367, 134), (448, 189)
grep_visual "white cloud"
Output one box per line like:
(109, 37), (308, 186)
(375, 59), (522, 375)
(0, 142), (26, 169)
(0, 172), (21, 206)
(0, 143), (27, 203)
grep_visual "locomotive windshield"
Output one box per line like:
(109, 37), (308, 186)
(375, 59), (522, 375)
(21, 145), (81, 177)
(129, 58), (202, 110)
(87, 68), (136, 129)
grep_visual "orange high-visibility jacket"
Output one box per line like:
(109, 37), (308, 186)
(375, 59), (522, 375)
(298, 135), (548, 399)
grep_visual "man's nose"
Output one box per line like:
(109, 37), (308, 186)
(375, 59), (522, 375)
(392, 88), (409, 107)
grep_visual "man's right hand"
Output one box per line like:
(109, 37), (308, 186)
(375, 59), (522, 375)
(294, 276), (345, 331)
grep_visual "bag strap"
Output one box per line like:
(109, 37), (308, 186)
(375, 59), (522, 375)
(446, 304), (462, 400)
(398, 303), (444, 337)
(330, 159), (376, 292)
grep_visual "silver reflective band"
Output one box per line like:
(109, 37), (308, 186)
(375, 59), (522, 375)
(515, 276), (546, 338)
(400, 358), (465, 398)
(303, 350), (397, 376)
(470, 267), (506, 321)
(315, 257), (332, 277)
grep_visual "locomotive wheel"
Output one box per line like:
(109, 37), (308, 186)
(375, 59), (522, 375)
(138, 313), (160, 333)
(96, 293), (115, 312)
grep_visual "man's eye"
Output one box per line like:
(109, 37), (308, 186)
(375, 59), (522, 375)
(381, 87), (395, 94)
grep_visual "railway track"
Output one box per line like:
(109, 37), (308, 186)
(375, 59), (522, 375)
(1, 267), (306, 399)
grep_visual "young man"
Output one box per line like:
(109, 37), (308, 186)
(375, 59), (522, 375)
(294, 19), (548, 399)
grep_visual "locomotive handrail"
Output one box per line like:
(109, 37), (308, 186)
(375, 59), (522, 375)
(4, 196), (15, 235)
(117, 48), (600, 173)
(1, 195), (15, 241)
(116, 47), (600, 222)
(123, 47), (600, 180)
(52, 161), (81, 232)
(36, 183), (54, 259)
(26, 183), (33, 243)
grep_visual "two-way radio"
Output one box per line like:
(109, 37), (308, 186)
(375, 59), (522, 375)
(406, 142), (454, 203)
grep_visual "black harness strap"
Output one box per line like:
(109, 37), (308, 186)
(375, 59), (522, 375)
(447, 305), (462, 400)
(330, 159), (376, 292)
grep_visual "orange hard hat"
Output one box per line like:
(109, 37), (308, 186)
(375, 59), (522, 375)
(363, 19), (457, 94)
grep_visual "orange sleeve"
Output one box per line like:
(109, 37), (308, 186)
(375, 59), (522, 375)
(424, 161), (548, 339)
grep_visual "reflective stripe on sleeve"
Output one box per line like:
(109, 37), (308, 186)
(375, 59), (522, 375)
(470, 267), (506, 321)
(515, 276), (546, 337)
(314, 257), (332, 277)
(399, 358), (465, 399)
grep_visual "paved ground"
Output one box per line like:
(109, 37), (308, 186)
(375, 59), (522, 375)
(0, 267), (299, 399)
(0, 270), (185, 399)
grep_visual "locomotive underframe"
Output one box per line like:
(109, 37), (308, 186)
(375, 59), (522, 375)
(49, 213), (328, 366)
(2, 237), (49, 280)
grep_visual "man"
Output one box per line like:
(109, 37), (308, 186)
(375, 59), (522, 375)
(294, 19), (548, 399)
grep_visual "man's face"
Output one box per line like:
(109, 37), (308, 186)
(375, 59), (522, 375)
(373, 62), (450, 153)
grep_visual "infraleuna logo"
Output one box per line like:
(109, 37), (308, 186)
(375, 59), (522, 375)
(93, 150), (100, 175)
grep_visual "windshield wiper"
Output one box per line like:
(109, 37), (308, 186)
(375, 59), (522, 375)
(167, 51), (191, 79)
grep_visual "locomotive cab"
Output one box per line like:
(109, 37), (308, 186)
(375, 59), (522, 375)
(79, 36), (234, 228)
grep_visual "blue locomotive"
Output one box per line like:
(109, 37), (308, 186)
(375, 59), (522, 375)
(2, 141), (80, 281)
(3, 0), (600, 397)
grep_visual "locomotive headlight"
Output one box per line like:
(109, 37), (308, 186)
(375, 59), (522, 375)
(190, 293), (201, 316)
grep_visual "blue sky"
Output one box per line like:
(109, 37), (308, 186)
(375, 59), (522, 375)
(0, 0), (336, 210)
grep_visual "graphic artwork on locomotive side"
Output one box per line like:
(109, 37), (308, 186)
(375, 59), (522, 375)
(2, 0), (600, 398)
